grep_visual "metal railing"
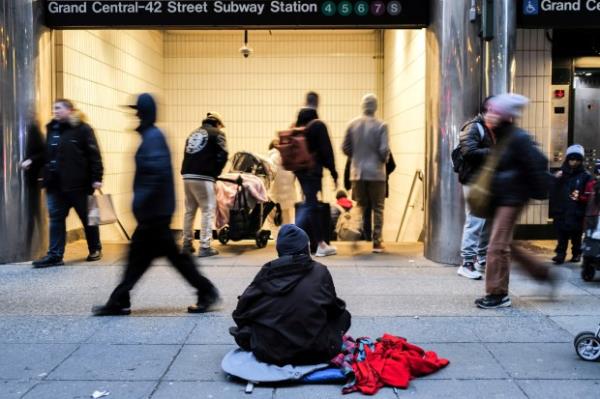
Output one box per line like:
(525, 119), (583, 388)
(395, 169), (424, 242)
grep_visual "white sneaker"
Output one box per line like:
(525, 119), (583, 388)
(315, 245), (337, 257)
(475, 260), (486, 273)
(457, 263), (482, 280)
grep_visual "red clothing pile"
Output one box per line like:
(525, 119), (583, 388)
(347, 334), (449, 395)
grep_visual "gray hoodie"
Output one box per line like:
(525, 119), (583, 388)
(342, 94), (390, 181)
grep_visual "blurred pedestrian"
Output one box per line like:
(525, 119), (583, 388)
(294, 105), (338, 257)
(456, 97), (495, 279)
(474, 94), (554, 309)
(93, 93), (219, 316)
(342, 94), (390, 253)
(181, 112), (228, 257)
(267, 139), (297, 226)
(32, 99), (104, 268)
(549, 144), (591, 264)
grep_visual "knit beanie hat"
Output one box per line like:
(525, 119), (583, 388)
(566, 144), (585, 160)
(487, 93), (529, 119)
(362, 93), (378, 114)
(276, 224), (310, 256)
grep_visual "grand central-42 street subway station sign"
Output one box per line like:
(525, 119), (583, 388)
(518, 0), (600, 28)
(44, 0), (429, 29)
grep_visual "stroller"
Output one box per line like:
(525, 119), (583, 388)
(574, 324), (600, 362)
(215, 152), (278, 248)
(581, 186), (600, 282)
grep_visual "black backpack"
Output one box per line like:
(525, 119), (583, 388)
(451, 122), (485, 175)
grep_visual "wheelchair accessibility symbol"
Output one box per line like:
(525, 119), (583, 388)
(523, 0), (539, 15)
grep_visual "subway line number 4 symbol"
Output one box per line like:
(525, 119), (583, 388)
(144, 1), (162, 13)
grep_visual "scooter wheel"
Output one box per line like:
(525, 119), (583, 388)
(574, 332), (600, 361)
(581, 265), (596, 282)
(218, 227), (230, 245)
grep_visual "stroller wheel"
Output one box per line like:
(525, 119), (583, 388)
(256, 230), (270, 249)
(218, 227), (230, 245)
(582, 263), (596, 282)
(574, 332), (600, 361)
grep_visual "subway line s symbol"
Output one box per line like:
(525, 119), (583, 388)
(523, 0), (539, 15)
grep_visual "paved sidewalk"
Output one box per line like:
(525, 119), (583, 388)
(1, 241), (599, 398)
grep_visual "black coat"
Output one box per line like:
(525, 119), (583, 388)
(180, 120), (228, 181)
(549, 162), (591, 231)
(458, 115), (494, 184)
(491, 123), (550, 207)
(43, 117), (103, 193)
(295, 108), (338, 182)
(132, 94), (175, 223)
(230, 254), (351, 366)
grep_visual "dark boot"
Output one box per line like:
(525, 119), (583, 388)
(552, 254), (565, 265)
(32, 255), (64, 268)
(188, 288), (221, 314)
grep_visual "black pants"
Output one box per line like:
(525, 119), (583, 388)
(107, 219), (216, 308)
(555, 227), (583, 258)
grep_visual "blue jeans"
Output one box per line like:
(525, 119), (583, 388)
(47, 189), (101, 258)
(461, 185), (490, 263)
(296, 174), (323, 244)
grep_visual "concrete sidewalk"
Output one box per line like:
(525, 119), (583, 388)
(1, 241), (599, 398)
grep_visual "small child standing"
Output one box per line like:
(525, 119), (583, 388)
(550, 145), (592, 264)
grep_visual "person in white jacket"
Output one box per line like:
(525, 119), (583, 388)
(267, 139), (297, 229)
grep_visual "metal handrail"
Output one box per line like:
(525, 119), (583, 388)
(395, 169), (424, 242)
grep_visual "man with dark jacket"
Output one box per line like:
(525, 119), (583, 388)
(92, 93), (219, 316)
(457, 99), (495, 280)
(295, 107), (338, 257)
(32, 99), (104, 268)
(181, 112), (228, 257)
(549, 144), (591, 264)
(475, 94), (554, 309)
(230, 224), (351, 366)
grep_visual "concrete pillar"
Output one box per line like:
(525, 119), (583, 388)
(424, 0), (482, 264)
(0, 0), (46, 263)
(483, 0), (517, 96)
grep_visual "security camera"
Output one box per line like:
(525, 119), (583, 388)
(239, 45), (253, 58)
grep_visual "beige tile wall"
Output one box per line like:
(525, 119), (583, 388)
(383, 30), (426, 241)
(515, 29), (552, 225)
(163, 30), (383, 231)
(55, 30), (164, 241)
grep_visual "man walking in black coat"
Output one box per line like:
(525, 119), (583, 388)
(32, 99), (104, 268)
(93, 93), (219, 316)
(230, 224), (351, 366)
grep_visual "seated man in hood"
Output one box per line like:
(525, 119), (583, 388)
(230, 224), (351, 366)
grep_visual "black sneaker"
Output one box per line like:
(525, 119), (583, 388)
(569, 255), (582, 263)
(32, 255), (64, 268)
(552, 255), (565, 265)
(475, 295), (511, 309)
(181, 242), (195, 255)
(188, 289), (221, 314)
(86, 250), (102, 262)
(198, 247), (219, 258)
(92, 304), (131, 316)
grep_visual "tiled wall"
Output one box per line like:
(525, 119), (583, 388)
(382, 30), (426, 241)
(163, 30), (383, 230)
(55, 30), (164, 240)
(514, 29), (552, 225)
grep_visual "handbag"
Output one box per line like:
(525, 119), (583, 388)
(88, 190), (118, 226)
(467, 135), (513, 218)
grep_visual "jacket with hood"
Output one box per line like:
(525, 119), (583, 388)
(458, 115), (494, 184)
(342, 115), (390, 182)
(230, 225), (351, 366)
(549, 159), (591, 231)
(132, 93), (175, 223)
(43, 111), (103, 192)
(295, 108), (338, 182)
(490, 122), (550, 207)
(180, 119), (228, 181)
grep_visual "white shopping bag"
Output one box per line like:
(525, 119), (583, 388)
(88, 192), (117, 226)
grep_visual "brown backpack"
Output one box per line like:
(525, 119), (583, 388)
(276, 120), (317, 172)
